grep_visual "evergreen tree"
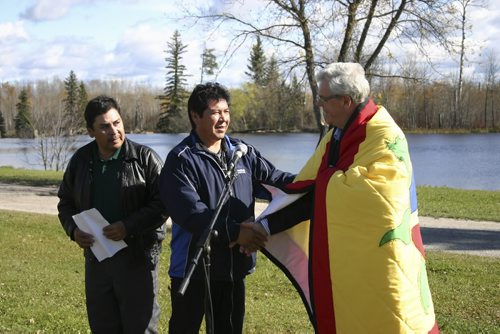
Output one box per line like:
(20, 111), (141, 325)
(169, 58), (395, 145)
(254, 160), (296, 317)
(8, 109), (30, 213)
(63, 70), (81, 132)
(77, 81), (88, 125)
(15, 88), (34, 138)
(0, 110), (6, 137)
(264, 55), (281, 86)
(133, 101), (144, 132)
(245, 36), (267, 86)
(261, 55), (282, 129)
(284, 75), (305, 130)
(200, 47), (219, 83)
(157, 30), (189, 133)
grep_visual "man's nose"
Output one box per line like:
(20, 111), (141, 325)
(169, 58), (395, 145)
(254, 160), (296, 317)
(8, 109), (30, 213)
(109, 125), (118, 134)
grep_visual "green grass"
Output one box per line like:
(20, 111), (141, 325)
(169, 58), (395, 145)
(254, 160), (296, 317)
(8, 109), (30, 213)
(427, 253), (500, 333)
(417, 186), (500, 222)
(1, 210), (499, 333)
(0, 166), (63, 187)
(0, 210), (310, 333)
(0, 211), (87, 332)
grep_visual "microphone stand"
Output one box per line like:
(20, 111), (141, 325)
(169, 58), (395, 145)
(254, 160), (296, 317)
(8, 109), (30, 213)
(177, 163), (241, 334)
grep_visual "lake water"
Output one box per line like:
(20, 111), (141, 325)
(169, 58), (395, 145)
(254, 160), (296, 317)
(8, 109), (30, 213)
(1, 132), (499, 191)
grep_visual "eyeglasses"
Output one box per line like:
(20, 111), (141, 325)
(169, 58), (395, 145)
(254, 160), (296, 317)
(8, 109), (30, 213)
(316, 94), (341, 104)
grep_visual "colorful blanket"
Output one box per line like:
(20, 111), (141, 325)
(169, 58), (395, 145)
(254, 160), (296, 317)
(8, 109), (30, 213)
(260, 99), (439, 333)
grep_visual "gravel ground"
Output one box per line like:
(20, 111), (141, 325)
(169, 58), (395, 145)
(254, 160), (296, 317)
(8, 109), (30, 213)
(1, 183), (498, 257)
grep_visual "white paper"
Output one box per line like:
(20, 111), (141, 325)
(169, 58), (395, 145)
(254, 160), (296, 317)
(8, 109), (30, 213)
(72, 208), (127, 262)
(256, 184), (307, 221)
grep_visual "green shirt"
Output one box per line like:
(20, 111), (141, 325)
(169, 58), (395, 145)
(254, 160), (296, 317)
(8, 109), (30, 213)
(92, 145), (124, 224)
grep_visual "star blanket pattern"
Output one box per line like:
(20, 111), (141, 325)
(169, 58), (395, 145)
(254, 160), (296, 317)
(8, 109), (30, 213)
(260, 99), (439, 333)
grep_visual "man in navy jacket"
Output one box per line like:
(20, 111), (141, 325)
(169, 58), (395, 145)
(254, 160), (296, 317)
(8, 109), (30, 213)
(159, 82), (294, 333)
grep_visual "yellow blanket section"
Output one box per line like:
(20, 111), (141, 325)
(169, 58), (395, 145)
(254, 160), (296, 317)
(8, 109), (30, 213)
(265, 106), (437, 333)
(324, 108), (436, 333)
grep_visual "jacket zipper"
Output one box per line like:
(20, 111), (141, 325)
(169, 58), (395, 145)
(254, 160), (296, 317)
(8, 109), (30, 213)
(198, 150), (235, 282)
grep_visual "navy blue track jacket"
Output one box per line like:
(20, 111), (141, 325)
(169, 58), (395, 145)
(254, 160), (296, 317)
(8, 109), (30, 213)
(159, 132), (295, 281)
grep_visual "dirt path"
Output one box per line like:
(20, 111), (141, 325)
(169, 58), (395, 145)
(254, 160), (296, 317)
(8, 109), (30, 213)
(0, 183), (60, 215)
(1, 183), (499, 257)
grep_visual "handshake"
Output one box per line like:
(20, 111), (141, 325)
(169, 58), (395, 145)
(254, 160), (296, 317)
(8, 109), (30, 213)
(229, 218), (270, 256)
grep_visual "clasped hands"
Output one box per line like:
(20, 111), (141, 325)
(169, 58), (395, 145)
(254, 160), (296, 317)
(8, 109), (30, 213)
(73, 221), (127, 249)
(229, 217), (269, 256)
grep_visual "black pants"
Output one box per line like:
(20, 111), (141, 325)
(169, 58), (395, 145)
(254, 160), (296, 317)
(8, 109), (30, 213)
(85, 248), (160, 334)
(169, 277), (245, 334)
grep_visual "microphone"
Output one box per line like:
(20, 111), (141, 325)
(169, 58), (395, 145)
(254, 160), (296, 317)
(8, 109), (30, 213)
(227, 144), (248, 179)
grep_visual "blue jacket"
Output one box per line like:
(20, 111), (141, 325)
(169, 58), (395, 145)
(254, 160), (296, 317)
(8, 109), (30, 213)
(159, 132), (295, 281)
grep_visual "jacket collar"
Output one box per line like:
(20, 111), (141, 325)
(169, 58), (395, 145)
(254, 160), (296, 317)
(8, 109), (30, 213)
(90, 137), (138, 162)
(188, 131), (236, 154)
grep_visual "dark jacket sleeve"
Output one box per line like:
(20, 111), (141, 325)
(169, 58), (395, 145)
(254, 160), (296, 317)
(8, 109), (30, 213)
(221, 142), (297, 242)
(266, 191), (314, 235)
(121, 147), (167, 238)
(57, 156), (79, 240)
(159, 151), (214, 239)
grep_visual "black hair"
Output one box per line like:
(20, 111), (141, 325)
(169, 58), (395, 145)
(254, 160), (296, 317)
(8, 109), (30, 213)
(187, 82), (230, 129)
(84, 95), (121, 129)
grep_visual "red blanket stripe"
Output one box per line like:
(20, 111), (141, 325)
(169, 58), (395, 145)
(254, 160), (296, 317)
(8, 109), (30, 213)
(285, 179), (315, 192)
(312, 169), (337, 333)
(310, 102), (375, 333)
(429, 321), (440, 333)
(411, 225), (427, 258)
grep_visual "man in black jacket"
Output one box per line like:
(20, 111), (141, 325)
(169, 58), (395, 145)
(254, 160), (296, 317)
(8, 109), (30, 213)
(58, 95), (167, 333)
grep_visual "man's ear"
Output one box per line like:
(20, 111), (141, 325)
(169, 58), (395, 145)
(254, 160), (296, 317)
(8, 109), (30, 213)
(87, 127), (95, 138)
(190, 110), (200, 121)
(191, 110), (203, 129)
(343, 95), (353, 107)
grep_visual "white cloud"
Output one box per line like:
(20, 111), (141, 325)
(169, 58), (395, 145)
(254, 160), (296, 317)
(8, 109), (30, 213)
(1, 0), (499, 89)
(19, 0), (89, 22)
(0, 21), (29, 42)
(469, 5), (500, 56)
(0, 21), (30, 78)
(116, 24), (167, 64)
(104, 23), (174, 84)
(37, 45), (65, 67)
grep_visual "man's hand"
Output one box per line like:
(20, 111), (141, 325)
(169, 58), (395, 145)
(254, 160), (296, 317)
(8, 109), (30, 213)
(73, 227), (94, 249)
(241, 222), (270, 255)
(229, 221), (268, 254)
(103, 221), (127, 241)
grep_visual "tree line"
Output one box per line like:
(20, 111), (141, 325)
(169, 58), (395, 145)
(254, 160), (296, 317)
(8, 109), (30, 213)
(1, 0), (499, 146)
(1, 37), (498, 142)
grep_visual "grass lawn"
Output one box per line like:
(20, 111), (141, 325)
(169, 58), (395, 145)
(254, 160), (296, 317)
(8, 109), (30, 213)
(1, 210), (499, 333)
(0, 166), (63, 187)
(417, 186), (500, 222)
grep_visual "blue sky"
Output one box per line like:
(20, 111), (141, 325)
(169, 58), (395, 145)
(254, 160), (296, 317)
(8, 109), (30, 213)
(0, 0), (240, 88)
(1, 0), (499, 90)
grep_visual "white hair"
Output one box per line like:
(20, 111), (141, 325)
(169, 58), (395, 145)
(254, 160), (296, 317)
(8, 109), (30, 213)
(316, 62), (370, 104)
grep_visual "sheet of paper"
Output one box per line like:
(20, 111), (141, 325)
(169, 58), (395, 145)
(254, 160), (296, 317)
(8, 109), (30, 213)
(256, 184), (307, 221)
(72, 208), (127, 262)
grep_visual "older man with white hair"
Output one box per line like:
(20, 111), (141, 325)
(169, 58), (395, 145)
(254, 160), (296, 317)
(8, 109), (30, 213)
(255, 62), (439, 334)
